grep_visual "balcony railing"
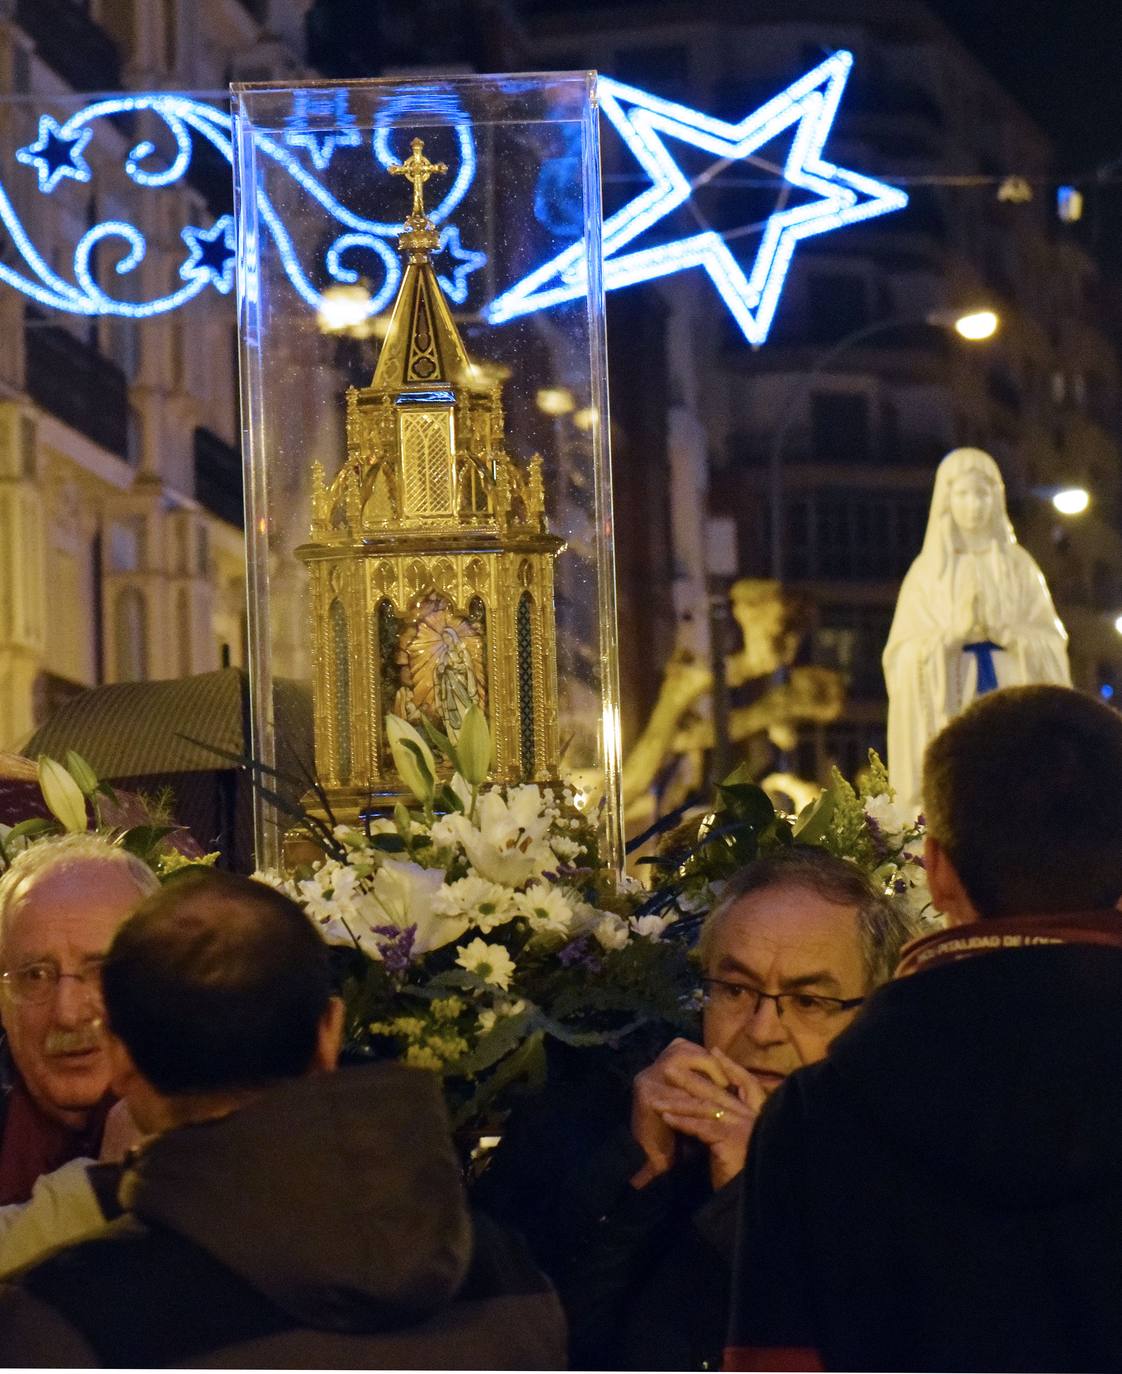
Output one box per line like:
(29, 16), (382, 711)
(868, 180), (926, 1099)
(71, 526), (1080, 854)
(194, 426), (244, 528)
(24, 312), (128, 456)
(15, 0), (121, 92)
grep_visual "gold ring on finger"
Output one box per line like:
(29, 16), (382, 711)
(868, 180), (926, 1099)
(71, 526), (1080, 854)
(713, 1107), (726, 1121)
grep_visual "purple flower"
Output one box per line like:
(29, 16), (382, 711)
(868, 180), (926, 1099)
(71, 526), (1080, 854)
(371, 923), (417, 974)
(864, 812), (892, 864)
(558, 936), (590, 967)
(558, 935), (602, 974)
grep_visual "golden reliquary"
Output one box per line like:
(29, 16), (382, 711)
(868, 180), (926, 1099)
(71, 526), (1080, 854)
(296, 138), (565, 821)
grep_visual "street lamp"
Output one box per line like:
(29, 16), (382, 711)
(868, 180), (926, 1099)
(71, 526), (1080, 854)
(1052, 486), (1091, 516)
(950, 309), (999, 341)
(767, 307), (1001, 582)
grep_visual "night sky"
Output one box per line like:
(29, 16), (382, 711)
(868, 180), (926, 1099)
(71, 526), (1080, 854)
(925, 2), (1122, 171)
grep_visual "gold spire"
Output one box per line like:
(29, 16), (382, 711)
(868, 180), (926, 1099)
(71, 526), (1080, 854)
(372, 135), (473, 390)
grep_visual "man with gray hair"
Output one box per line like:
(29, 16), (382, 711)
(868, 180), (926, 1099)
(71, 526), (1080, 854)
(477, 845), (917, 1370)
(0, 835), (157, 1206)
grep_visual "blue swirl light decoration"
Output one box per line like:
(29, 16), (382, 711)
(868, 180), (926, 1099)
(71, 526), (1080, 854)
(2, 94), (486, 320)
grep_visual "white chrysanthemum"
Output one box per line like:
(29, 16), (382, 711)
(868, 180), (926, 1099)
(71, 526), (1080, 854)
(455, 937), (517, 990)
(434, 875), (517, 933)
(252, 868), (298, 898)
(864, 793), (914, 846)
(549, 834), (582, 862)
(592, 913), (629, 951)
(514, 883), (573, 935)
(630, 912), (675, 941)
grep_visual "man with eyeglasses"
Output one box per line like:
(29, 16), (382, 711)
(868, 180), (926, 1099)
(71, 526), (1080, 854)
(475, 846), (917, 1370)
(0, 835), (157, 1215)
(727, 686), (1122, 1372)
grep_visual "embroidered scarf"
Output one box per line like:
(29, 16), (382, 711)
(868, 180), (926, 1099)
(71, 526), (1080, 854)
(895, 909), (1122, 980)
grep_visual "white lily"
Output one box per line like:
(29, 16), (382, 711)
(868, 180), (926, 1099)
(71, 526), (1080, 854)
(368, 859), (465, 955)
(37, 756), (88, 834)
(442, 787), (555, 887)
(455, 705), (493, 786)
(630, 912), (675, 941)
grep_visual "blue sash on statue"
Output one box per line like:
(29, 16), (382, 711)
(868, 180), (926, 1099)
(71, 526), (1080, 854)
(963, 640), (1001, 694)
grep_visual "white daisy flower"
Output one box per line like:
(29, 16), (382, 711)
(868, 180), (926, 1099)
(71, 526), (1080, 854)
(455, 938), (517, 990)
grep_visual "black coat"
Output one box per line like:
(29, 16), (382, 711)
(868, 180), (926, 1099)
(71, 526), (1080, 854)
(728, 942), (1122, 1372)
(475, 1042), (738, 1371)
(0, 1064), (565, 1369)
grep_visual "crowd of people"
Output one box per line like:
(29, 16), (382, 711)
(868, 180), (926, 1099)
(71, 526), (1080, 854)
(0, 682), (1119, 1370)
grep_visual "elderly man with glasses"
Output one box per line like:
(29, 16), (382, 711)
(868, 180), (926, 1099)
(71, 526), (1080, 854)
(475, 846), (918, 1371)
(0, 835), (157, 1247)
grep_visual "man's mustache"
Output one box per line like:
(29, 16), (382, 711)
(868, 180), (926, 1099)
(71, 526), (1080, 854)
(44, 1027), (103, 1056)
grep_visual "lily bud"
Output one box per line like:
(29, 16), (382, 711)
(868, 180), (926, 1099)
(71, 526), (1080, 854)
(64, 751), (100, 797)
(38, 756), (89, 833)
(455, 706), (493, 786)
(385, 715), (436, 804)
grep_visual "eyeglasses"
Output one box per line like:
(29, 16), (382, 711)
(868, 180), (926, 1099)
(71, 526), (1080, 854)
(699, 976), (865, 1027)
(0, 958), (107, 1006)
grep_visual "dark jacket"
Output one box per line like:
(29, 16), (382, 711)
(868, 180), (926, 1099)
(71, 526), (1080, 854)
(476, 1043), (737, 1370)
(728, 942), (1122, 1372)
(0, 1063), (565, 1368)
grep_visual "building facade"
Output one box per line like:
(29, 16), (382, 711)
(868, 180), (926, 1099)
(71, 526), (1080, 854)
(0, 0), (313, 749)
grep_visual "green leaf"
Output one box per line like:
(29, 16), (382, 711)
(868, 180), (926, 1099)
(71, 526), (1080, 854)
(447, 1007), (534, 1076)
(420, 717), (461, 773)
(369, 833), (408, 853)
(449, 1029), (546, 1132)
(717, 761), (756, 789)
(117, 825), (177, 859)
(0, 816), (58, 864)
(435, 783), (465, 815)
(792, 784), (838, 846)
(715, 782), (775, 829)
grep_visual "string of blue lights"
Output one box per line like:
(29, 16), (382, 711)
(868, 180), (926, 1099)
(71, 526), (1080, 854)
(2, 55), (906, 343)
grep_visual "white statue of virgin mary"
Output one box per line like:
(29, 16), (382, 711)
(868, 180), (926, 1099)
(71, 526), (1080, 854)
(883, 447), (1071, 814)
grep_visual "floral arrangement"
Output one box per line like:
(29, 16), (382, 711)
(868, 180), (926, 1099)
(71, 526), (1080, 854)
(638, 750), (933, 931)
(258, 708), (696, 1131)
(0, 751), (214, 879)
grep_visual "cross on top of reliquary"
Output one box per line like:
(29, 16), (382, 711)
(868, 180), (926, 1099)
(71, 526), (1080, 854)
(389, 137), (448, 224)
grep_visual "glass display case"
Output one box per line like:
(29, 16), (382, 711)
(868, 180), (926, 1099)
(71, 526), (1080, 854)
(230, 73), (621, 869)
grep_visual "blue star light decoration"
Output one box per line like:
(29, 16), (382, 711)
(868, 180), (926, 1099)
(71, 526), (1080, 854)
(487, 51), (908, 345)
(283, 89), (362, 171)
(180, 215), (236, 295)
(438, 224), (487, 305)
(16, 115), (93, 194)
(284, 127), (363, 171)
